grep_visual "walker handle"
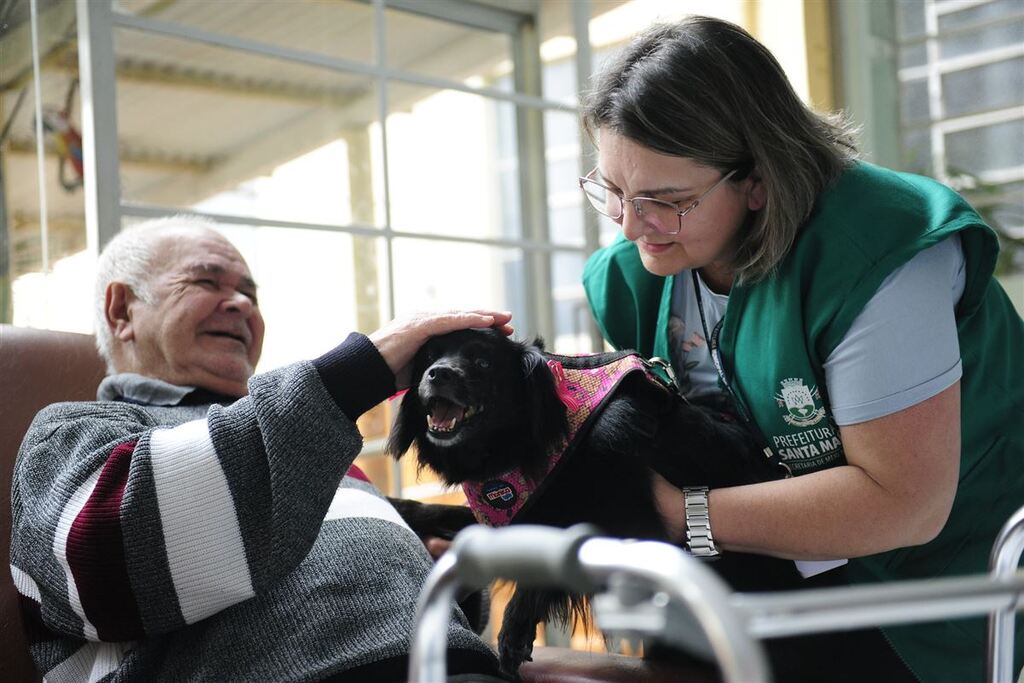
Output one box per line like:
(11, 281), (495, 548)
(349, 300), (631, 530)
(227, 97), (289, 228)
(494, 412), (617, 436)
(452, 523), (602, 592)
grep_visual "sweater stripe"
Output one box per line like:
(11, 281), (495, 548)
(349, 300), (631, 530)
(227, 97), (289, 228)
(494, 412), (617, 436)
(324, 487), (412, 530)
(11, 563), (41, 603)
(67, 442), (143, 641)
(149, 419), (255, 624)
(53, 468), (101, 640)
(345, 463), (369, 482)
(44, 641), (131, 683)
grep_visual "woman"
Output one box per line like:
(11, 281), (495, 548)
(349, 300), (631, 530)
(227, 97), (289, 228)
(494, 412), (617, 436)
(580, 16), (1023, 682)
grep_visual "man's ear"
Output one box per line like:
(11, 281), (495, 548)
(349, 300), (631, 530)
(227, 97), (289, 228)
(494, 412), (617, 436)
(106, 282), (136, 342)
(746, 172), (767, 212)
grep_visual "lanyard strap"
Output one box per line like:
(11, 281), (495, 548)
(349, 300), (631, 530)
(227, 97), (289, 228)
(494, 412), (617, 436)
(690, 270), (791, 477)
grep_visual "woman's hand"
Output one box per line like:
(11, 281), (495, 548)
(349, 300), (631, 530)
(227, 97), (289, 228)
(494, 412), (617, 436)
(369, 310), (513, 388)
(651, 471), (687, 545)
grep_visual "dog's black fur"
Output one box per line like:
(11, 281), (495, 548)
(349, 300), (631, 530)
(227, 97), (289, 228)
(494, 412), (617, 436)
(386, 496), (477, 541)
(387, 329), (802, 677)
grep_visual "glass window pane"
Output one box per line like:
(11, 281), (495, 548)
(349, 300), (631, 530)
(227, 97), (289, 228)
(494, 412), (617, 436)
(549, 205), (584, 248)
(899, 43), (928, 70)
(901, 78), (931, 125)
(965, 186), (1024, 280)
(392, 238), (528, 331)
(974, 181), (1024, 232)
(114, 28), (384, 228)
(116, 0), (375, 64)
(244, 229), (387, 371)
(537, 1), (581, 105)
(551, 251), (595, 354)
(938, 0), (1024, 32)
(545, 110), (585, 246)
(900, 128), (933, 176)
(598, 214), (620, 247)
(10, 247), (93, 333)
(939, 19), (1024, 60)
(946, 119), (1024, 175)
(4, 0), (88, 330)
(896, 0), (926, 40)
(543, 55), (578, 105)
(384, 6), (513, 93)
(943, 58), (1024, 118)
(385, 83), (521, 240)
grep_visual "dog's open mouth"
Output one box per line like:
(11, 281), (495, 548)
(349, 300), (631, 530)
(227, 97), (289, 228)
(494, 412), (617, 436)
(426, 397), (481, 438)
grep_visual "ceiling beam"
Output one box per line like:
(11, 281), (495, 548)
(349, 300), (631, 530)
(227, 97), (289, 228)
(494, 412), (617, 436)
(6, 135), (213, 173)
(114, 58), (368, 107)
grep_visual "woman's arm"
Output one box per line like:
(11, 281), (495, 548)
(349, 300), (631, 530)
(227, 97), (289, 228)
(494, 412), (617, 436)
(656, 381), (961, 559)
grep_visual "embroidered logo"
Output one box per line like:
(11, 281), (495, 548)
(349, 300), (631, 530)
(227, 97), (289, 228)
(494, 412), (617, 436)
(480, 479), (518, 510)
(775, 378), (825, 427)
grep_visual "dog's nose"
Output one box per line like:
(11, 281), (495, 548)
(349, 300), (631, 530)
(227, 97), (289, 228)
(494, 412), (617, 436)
(427, 365), (456, 383)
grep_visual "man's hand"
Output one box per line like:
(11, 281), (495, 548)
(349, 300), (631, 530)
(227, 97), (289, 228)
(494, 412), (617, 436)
(424, 537), (452, 560)
(369, 310), (513, 388)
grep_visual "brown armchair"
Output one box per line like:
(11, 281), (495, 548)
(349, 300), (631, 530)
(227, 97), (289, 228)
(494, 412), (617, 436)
(0, 325), (712, 683)
(0, 326), (107, 682)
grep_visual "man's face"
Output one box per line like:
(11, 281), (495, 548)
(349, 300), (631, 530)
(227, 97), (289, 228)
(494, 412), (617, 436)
(122, 230), (265, 397)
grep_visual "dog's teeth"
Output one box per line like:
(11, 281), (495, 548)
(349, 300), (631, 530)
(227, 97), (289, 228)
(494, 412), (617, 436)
(427, 414), (460, 433)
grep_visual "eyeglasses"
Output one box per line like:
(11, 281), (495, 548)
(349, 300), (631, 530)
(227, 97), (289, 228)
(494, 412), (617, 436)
(578, 167), (738, 235)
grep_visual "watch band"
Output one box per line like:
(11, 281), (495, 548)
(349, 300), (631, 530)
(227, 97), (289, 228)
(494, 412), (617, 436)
(682, 486), (720, 558)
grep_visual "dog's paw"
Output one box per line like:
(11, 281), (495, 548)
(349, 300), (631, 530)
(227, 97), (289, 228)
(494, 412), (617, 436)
(430, 505), (477, 538)
(497, 629), (534, 679)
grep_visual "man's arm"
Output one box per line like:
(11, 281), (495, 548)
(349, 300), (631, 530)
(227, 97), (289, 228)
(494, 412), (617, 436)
(11, 337), (389, 642)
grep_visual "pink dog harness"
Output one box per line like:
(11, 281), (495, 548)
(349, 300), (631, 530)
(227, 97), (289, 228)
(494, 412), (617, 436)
(463, 353), (674, 526)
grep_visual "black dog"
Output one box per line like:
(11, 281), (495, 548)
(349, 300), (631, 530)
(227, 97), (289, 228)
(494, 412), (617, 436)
(387, 329), (801, 676)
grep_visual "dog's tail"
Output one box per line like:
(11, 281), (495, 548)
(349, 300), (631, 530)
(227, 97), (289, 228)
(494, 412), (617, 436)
(547, 591), (592, 642)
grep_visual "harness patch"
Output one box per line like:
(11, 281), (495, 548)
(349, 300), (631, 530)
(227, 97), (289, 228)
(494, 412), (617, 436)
(481, 480), (518, 510)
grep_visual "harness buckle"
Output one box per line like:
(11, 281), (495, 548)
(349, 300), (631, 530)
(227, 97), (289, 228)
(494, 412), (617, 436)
(643, 356), (680, 393)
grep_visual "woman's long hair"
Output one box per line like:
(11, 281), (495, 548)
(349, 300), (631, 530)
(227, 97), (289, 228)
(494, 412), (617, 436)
(581, 16), (859, 283)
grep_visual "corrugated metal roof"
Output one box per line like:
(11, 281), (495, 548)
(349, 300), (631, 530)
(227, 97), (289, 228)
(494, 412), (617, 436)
(1, 0), (620, 248)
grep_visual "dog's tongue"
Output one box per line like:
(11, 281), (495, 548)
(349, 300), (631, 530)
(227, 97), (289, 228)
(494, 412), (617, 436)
(431, 402), (464, 421)
(428, 401), (466, 431)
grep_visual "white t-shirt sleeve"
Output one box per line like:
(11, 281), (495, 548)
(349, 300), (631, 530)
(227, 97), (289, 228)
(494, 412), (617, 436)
(824, 235), (966, 426)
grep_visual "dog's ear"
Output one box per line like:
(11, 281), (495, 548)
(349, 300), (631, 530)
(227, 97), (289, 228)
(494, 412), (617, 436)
(520, 343), (568, 477)
(530, 336), (546, 351)
(385, 392), (424, 459)
(521, 343), (547, 377)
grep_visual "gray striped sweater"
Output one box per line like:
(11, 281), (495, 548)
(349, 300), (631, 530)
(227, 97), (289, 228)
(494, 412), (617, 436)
(10, 334), (498, 682)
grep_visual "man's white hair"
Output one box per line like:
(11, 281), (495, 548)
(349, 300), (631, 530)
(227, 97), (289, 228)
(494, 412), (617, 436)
(94, 215), (220, 371)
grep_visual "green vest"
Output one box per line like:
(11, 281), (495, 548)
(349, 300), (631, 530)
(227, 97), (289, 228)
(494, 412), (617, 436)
(583, 161), (1024, 681)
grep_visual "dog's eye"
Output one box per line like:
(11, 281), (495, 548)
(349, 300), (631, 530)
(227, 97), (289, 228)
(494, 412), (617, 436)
(475, 358), (491, 369)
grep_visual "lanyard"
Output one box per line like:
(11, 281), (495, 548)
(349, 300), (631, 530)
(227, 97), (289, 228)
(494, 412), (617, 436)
(690, 270), (791, 477)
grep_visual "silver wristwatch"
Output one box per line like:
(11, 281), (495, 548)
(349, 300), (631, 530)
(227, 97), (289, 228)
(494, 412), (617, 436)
(682, 487), (720, 558)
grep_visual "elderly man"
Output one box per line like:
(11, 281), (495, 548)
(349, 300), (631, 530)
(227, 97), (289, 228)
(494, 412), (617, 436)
(11, 217), (508, 681)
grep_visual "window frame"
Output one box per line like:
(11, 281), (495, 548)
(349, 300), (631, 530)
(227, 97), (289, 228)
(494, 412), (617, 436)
(75, 0), (604, 492)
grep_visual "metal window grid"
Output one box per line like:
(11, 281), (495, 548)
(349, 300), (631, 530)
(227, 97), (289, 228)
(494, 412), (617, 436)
(74, 0), (604, 493)
(897, 0), (1024, 185)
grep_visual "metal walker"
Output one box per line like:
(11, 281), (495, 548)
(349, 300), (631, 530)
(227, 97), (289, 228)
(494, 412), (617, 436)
(409, 505), (1024, 682)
